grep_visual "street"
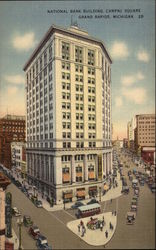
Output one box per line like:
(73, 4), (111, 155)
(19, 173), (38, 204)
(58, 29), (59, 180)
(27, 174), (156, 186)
(6, 149), (155, 249)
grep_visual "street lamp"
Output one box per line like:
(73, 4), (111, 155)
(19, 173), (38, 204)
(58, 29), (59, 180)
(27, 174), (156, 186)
(99, 187), (101, 202)
(17, 217), (23, 250)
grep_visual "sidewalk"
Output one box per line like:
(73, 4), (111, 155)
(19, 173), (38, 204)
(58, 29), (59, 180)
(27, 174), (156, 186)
(11, 168), (123, 212)
(67, 212), (117, 246)
(6, 228), (22, 250)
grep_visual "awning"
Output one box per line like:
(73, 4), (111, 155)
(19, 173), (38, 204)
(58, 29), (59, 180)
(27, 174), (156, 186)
(77, 190), (85, 197)
(64, 193), (72, 199)
(89, 186), (97, 191)
(88, 172), (95, 179)
(62, 173), (70, 182)
(63, 191), (73, 199)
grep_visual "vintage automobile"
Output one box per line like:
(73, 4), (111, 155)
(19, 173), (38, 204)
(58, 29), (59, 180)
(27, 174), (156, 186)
(36, 235), (52, 250)
(132, 179), (138, 188)
(131, 204), (137, 212)
(131, 199), (137, 206)
(12, 207), (21, 217)
(35, 200), (43, 208)
(121, 186), (129, 194)
(23, 215), (33, 227)
(126, 212), (136, 225)
(87, 199), (99, 205)
(71, 201), (84, 209)
(29, 225), (40, 239)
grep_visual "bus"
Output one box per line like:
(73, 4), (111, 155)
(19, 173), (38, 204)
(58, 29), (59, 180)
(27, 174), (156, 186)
(76, 203), (101, 218)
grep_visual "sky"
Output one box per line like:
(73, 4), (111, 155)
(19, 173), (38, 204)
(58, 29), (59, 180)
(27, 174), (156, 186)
(0, 0), (155, 140)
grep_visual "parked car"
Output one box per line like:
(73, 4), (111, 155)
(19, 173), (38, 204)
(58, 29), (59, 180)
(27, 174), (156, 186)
(12, 207), (21, 217)
(121, 186), (129, 194)
(71, 201), (84, 209)
(23, 215), (33, 227)
(126, 212), (136, 225)
(29, 225), (40, 239)
(87, 199), (99, 205)
(131, 204), (137, 212)
(35, 200), (43, 208)
(36, 235), (52, 250)
(151, 183), (156, 193)
(15, 180), (22, 189)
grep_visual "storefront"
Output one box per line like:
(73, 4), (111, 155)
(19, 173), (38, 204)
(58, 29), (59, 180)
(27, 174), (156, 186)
(88, 186), (97, 198)
(63, 190), (73, 203)
(76, 188), (85, 200)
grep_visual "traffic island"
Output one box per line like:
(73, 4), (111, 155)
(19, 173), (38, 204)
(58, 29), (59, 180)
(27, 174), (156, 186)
(67, 212), (117, 246)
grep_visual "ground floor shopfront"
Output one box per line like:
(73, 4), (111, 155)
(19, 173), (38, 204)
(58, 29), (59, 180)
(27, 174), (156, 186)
(26, 147), (112, 204)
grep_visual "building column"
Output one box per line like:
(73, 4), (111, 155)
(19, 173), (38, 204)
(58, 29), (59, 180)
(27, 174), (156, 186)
(54, 156), (62, 185)
(110, 152), (112, 173)
(84, 154), (88, 182)
(71, 155), (76, 183)
(106, 153), (109, 176)
(95, 155), (98, 180)
(103, 153), (106, 177)
(48, 156), (51, 183)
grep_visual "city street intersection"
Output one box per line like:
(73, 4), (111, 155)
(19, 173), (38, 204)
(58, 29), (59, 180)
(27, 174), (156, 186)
(6, 150), (155, 249)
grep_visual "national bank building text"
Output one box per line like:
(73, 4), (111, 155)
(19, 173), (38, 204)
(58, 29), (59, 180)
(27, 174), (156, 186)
(23, 24), (112, 204)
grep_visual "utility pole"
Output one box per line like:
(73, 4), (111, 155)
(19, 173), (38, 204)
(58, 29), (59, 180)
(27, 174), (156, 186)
(17, 218), (23, 250)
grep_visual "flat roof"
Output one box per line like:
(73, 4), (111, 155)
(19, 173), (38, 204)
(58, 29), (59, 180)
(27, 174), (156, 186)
(78, 203), (100, 212)
(23, 24), (112, 71)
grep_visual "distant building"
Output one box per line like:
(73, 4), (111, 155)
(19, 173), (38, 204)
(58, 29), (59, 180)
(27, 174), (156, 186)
(123, 138), (128, 148)
(127, 117), (136, 152)
(23, 24), (112, 204)
(0, 115), (25, 169)
(11, 142), (26, 176)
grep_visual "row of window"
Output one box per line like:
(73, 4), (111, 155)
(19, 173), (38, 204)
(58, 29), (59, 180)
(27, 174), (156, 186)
(27, 44), (53, 83)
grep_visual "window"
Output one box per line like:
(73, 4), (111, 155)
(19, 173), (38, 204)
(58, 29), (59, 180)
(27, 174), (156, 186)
(62, 42), (70, 60)
(88, 49), (95, 66)
(75, 46), (83, 63)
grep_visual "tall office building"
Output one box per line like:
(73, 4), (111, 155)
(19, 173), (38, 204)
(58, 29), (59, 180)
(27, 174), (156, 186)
(23, 24), (112, 204)
(0, 115), (25, 169)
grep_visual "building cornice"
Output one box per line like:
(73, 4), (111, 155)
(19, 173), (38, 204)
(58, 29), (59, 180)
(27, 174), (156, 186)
(23, 24), (112, 71)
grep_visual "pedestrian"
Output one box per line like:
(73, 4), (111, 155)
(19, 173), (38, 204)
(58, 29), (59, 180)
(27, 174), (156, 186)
(80, 220), (83, 226)
(81, 226), (85, 237)
(100, 223), (103, 231)
(114, 210), (117, 216)
(78, 224), (80, 232)
(110, 198), (112, 203)
(105, 230), (108, 238)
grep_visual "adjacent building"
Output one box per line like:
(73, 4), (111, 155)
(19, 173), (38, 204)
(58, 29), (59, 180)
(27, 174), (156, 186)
(23, 24), (112, 204)
(127, 114), (155, 164)
(0, 115), (26, 169)
(0, 173), (11, 250)
(135, 114), (155, 164)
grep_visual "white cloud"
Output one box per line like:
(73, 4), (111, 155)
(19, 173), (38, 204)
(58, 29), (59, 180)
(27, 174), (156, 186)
(4, 74), (25, 84)
(121, 71), (145, 86)
(122, 87), (147, 104)
(7, 86), (18, 95)
(137, 50), (150, 62)
(110, 41), (129, 59)
(12, 32), (36, 51)
(115, 97), (123, 107)
(136, 71), (144, 80)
